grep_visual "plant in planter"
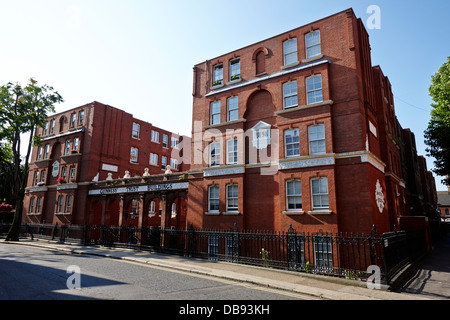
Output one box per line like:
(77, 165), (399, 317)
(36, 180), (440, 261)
(0, 203), (13, 214)
(56, 177), (65, 184)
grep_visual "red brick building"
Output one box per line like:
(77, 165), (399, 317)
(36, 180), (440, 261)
(22, 9), (438, 236)
(186, 8), (438, 235)
(437, 191), (450, 221)
(23, 101), (190, 227)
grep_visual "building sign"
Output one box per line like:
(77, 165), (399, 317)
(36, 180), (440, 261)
(52, 161), (60, 177)
(375, 179), (385, 213)
(88, 182), (189, 196)
(102, 163), (119, 172)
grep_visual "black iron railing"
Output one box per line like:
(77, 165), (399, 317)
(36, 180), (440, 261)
(1, 222), (446, 285)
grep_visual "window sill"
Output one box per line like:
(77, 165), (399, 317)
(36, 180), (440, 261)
(27, 213), (41, 216)
(308, 209), (332, 215)
(302, 54), (324, 64)
(210, 83), (224, 90)
(281, 61), (300, 70)
(283, 210), (304, 215)
(226, 78), (242, 85)
(55, 212), (71, 216)
(204, 211), (220, 216)
(222, 211), (240, 215)
(203, 118), (246, 130)
(275, 100), (333, 115)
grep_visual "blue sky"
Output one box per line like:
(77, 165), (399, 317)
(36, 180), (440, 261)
(0, 0), (449, 191)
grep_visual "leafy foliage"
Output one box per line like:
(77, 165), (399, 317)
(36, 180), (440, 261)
(425, 57), (450, 186)
(0, 78), (63, 240)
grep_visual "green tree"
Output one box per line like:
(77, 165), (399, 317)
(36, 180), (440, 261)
(0, 78), (63, 241)
(425, 57), (450, 187)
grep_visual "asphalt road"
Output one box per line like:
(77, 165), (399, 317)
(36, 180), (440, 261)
(0, 243), (309, 301)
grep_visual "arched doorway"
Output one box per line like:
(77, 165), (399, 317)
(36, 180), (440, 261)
(244, 89), (277, 165)
(143, 197), (161, 227)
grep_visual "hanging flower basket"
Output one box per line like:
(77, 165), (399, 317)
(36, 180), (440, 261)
(0, 203), (13, 214)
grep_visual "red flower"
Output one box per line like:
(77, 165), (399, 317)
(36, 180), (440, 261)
(0, 203), (13, 214)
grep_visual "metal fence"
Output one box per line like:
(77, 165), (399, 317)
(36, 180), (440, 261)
(1, 222), (445, 285)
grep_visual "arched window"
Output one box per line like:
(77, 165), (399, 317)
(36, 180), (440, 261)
(171, 202), (177, 218)
(149, 201), (156, 213)
(252, 47), (269, 76)
(59, 116), (66, 133)
(256, 51), (266, 75)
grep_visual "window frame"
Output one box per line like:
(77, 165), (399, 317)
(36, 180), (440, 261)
(229, 58), (241, 81)
(227, 96), (239, 122)
(70, 113), (76, 127)
(64, 195), (72, 214)
(77, 110), (84, 126)
(226, 138), (238, 165)
(311, 177), (329, 210)
(161, 156), (167, 170)
(132, 122), (140, 139)
(56, 195), (64, 213)
(162, 134), (169, 148)
(130, 147), (139, 163)
(213, 64), (224, 86)
(308, 124), (326, 155)
(226, 184), (239, 212)
(283, 38), (298, 66)
(305, 30), (321, 59)
(43, 122), (49, 136)
(40, 169), (46, 183)
(149, 153), (158, 166)
(151, 130), (160, 143)
(170, 158), (178, 170)
(29, 197), (35, 214)
(64, 139), (71, 155)
(61, 166), (67, 181)
(209, 141), (221, 167)
(44, 144), (50, 159)
(69, 166), (76, 180)
(49, 119), (55, 135)
(35, 197), (42, 214)
(210, 101), (221, 125)
(37, 146), (43, 161)
(208, 185), (220, 213)
(306, 74), (323, 105)
(286, 180), (302, 211)
(171, 137), (179, 149)
(283, 81), (298, 109)
(33, 171), (39, 186)
(285, 128), (300, 158)
(73, 137), (80, 152)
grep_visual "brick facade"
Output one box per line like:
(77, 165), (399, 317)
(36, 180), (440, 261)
(23, 101), (190, 227)
(186, 8), (439, 235)
(22, 8), (439, 235)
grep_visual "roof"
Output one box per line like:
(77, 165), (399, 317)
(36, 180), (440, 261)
(437, 191), (450, 206)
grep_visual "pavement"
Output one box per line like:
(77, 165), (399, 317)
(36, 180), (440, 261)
(2, 235), (449, 300)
